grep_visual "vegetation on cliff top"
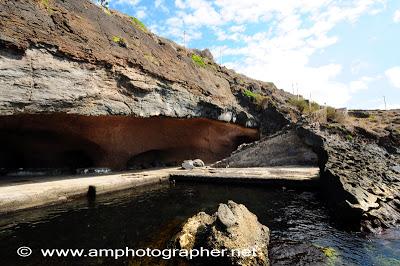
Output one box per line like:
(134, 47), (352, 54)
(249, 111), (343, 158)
(289, 97), (320, 114)
(191, 54), (206, 68)
(130, 16), (148, 32)
(243, 89), (271, 108)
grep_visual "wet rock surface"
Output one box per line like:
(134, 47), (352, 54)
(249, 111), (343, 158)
(0, 0), (399, 234)
(298, 126), (400, 233)
(268, 240), (328, 266)
(216, 125), (400, 233)
(172, 200), (270, 265)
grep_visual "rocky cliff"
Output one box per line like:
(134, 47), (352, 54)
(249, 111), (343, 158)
(0, 0), (292, 171)
(0, 0), (399, 233)
(0, 0), (294, 129)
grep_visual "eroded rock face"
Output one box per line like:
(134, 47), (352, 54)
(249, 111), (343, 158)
(213, 129), (318, 168)
(0, 114), (258, 171)
(172, 201), (270, 266)
(297, 126), (400, 233)
(0, 0), (296, 176)
(0, 0), (297, 130)
(217, 125), (400, 233)
(0, 48), (256, 127)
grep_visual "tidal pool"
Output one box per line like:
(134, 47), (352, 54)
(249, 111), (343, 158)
(0, 183), (399, 265)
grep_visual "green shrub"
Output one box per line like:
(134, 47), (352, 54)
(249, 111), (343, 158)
(346, 134), (353, 142)
(243, 89), (270, 108)
(191, 54), (206, 68)
(289, 97), (320, 114)
(368, 115), (378, 123)
(326, 106), (347, 123)
(130, 16), (148, 32)
(112, 36), (127, 47)
(309, 101), (320, 113)
(103, 7), (112, 16)
(243, 89), (258, 99)
(40, 0), (52, 11)
(326, 106), (336, 120)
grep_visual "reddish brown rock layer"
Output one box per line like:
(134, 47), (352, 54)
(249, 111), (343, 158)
(0, 114), (259, 170)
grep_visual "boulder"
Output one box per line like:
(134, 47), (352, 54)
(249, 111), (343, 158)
(181, 159), (205, 169)
(181, 160), (195, 170)
(172, 201), (270, 266)
(193, 48), (214, 61)
(193, 159), (205, 167)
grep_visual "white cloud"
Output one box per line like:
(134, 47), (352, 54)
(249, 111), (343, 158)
(385, 67), (400, 88)
(229, 25), (245, 33)
(135, 7), (147, 19)
(155, 0), (169, 13)
(351, 60), (370, 74)
(153, 0), (386, 107)
(349, 76), (378, 93)
(114, 0), (140, 7)
(175, 0), (186, 9)
(394, 10), (400, 23)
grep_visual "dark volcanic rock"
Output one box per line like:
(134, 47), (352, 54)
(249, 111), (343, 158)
(0, 0), (294, 130)
(0, 0), (399, 234)
(297, 126), (400, 232)
(216, 125), (400, 233)
(213, 129), (318, 167)
(172, 201), (270, 266)
(269, 240), (328, 266)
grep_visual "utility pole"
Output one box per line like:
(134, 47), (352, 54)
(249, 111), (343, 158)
(183, 30), (186, 48)
(309, 92), (312, 111)
(296, 83), (299, 100)
(383, 96), (387, 110)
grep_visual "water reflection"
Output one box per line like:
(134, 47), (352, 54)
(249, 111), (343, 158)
(0, 183), (398, 265)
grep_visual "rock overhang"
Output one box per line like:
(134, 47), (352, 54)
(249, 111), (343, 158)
(0, 114), (260, 172)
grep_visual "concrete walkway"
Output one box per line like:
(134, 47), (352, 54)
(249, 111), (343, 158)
(171, 167), (320, 186)
(0, 168), (176, 214)
(0, 166), (319, 214)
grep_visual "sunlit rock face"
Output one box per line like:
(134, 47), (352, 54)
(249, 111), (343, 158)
(0, 114), (259, 171)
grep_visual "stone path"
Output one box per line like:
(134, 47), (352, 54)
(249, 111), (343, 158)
(0, 166), (319, 214)
(171, 167), (320, 185)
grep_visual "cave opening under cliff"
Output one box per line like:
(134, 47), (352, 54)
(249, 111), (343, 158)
(0, 114), (259, 176)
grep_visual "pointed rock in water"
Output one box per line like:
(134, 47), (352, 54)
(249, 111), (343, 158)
(172, 201), (270, 266)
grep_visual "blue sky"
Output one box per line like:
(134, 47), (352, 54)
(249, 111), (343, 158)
(107, 0), (400, 109)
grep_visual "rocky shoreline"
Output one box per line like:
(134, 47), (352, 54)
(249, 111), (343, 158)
(0, 0), (399, 234)
(216, 125), (400, 233)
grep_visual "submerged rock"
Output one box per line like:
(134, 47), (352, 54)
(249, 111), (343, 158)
(172, 201), (270, 266)
(269, 240), (328, 266)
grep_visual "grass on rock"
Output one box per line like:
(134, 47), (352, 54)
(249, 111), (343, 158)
(191, 54), (206, 68)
